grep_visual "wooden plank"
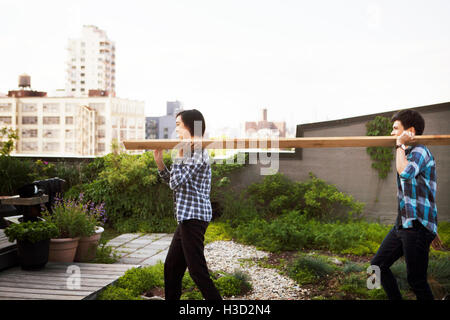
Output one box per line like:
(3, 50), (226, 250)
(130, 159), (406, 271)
(0, 291), (82, 300)
(0, 276), (109, 288)
(0, 286), (92, 296)
(43, 262), (137, 271)
(0, 270), (123, 279)
(122, 135), (450, 150)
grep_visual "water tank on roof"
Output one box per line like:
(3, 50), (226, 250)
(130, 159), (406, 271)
(19, 74), (31, 88)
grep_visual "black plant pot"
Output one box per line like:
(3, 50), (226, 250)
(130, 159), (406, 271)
(16, 239), (50, 270)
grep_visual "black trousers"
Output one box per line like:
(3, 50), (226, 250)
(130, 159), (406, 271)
(164, 219), (222, 300)
(370, 220), (435, 300)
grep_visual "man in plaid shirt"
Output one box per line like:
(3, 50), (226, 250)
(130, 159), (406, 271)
(158, 147), (213, 222)
(371, 109), (443, 300)
(153, 109), (221, 301)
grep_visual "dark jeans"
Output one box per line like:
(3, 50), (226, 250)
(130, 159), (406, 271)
(164, 219), (222, 300)
(370, 220), (435, 300)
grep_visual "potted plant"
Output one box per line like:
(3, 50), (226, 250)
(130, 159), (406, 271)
(42, 197), (96, 263)
(74, 197), (107, 262)
(4, 220), (58, 270)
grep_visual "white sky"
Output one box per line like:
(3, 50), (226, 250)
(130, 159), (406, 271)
(1, 0), (449, 134)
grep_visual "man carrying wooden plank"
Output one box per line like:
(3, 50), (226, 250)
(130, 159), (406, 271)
(370, 109), (443, 300)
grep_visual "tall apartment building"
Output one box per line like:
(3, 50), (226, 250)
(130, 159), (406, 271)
(0, 88), (145, 157)
(65, 25), (116, 97)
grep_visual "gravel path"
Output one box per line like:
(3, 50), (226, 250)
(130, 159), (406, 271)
(204, 241), (309, 300)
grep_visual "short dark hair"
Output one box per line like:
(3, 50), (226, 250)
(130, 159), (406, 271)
(176, 109), (206, 137)
(391, 109), (425, 135)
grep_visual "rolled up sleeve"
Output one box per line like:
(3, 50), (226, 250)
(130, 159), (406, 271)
(399, 147), (427, 180)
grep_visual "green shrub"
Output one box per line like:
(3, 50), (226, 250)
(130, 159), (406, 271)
(114, 266), (163, 296)
(98, 286), (144, 300)
(232, 210), (391, 255)
(214, 270), (252, 297)
(92, 243), (120, 264)
(181, 290), (203, 300)
(287, 253), (337, 285)
(204, 222), (232, 244)
(338, 273), (368, 297)
(235, 172), (364, 222)
(41, 198), (97, 238)
(0, 156), (35, 195)
(343, 262), (366, 274)
(215, 276), (243, 296)
(4, 220), (58, 243)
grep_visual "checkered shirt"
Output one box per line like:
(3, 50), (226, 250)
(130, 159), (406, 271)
(158, 148), (212, 223)
(396, 144), (438, 235)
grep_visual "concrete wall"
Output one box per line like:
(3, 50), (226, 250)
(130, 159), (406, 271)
(226, 103), (450, 224)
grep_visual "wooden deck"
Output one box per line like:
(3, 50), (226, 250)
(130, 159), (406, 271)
(0, 229), (18, 271)
(0, 262), (139, 300)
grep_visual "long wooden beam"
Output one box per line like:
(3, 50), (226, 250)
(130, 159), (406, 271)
(123, 135), (450, 150)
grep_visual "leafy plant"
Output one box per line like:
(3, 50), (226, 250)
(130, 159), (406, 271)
(366, 116), (394, 179)
(4, 220), (58, 243)
(41, 197), (97, 238)
(0, 127), (19, 156)
(287, 253), (338, 285)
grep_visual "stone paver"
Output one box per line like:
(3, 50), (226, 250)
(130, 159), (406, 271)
(106, 233), (173, 266)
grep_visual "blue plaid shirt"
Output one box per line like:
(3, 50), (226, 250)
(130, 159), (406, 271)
(396, 144), (438, 235)
(158, 148), (212, 223)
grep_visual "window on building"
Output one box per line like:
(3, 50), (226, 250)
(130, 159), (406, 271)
(22, 116), (38, 125)
(21, 104), (37, 112)
(65, 116), (74, 125)
(65, 129), (74, 139)
(43, 116), (60, 125)
(43, 129), (59, 138)
(0, 103), (12, 112)
(43, 142), (59, 152)
(22, 129), (37, 138)
(22, 141), (38, 151)
(97, 143), (105, 152)
(0, 116), (12, 125)
(43, 103), (59, 113)
(97, 129), (105, 139)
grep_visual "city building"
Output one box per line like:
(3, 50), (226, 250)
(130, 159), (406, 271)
(146, 101), (183, 139)
(244, 108), (286, 138)
(65, 25), (116, 97)
(0, 76), (144, 157)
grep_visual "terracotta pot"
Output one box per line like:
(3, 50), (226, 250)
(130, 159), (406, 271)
(49, 237), (80, 262)
(75, 226), (104, 262)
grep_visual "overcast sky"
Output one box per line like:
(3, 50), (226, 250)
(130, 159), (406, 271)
(1, 0), (449, 134)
